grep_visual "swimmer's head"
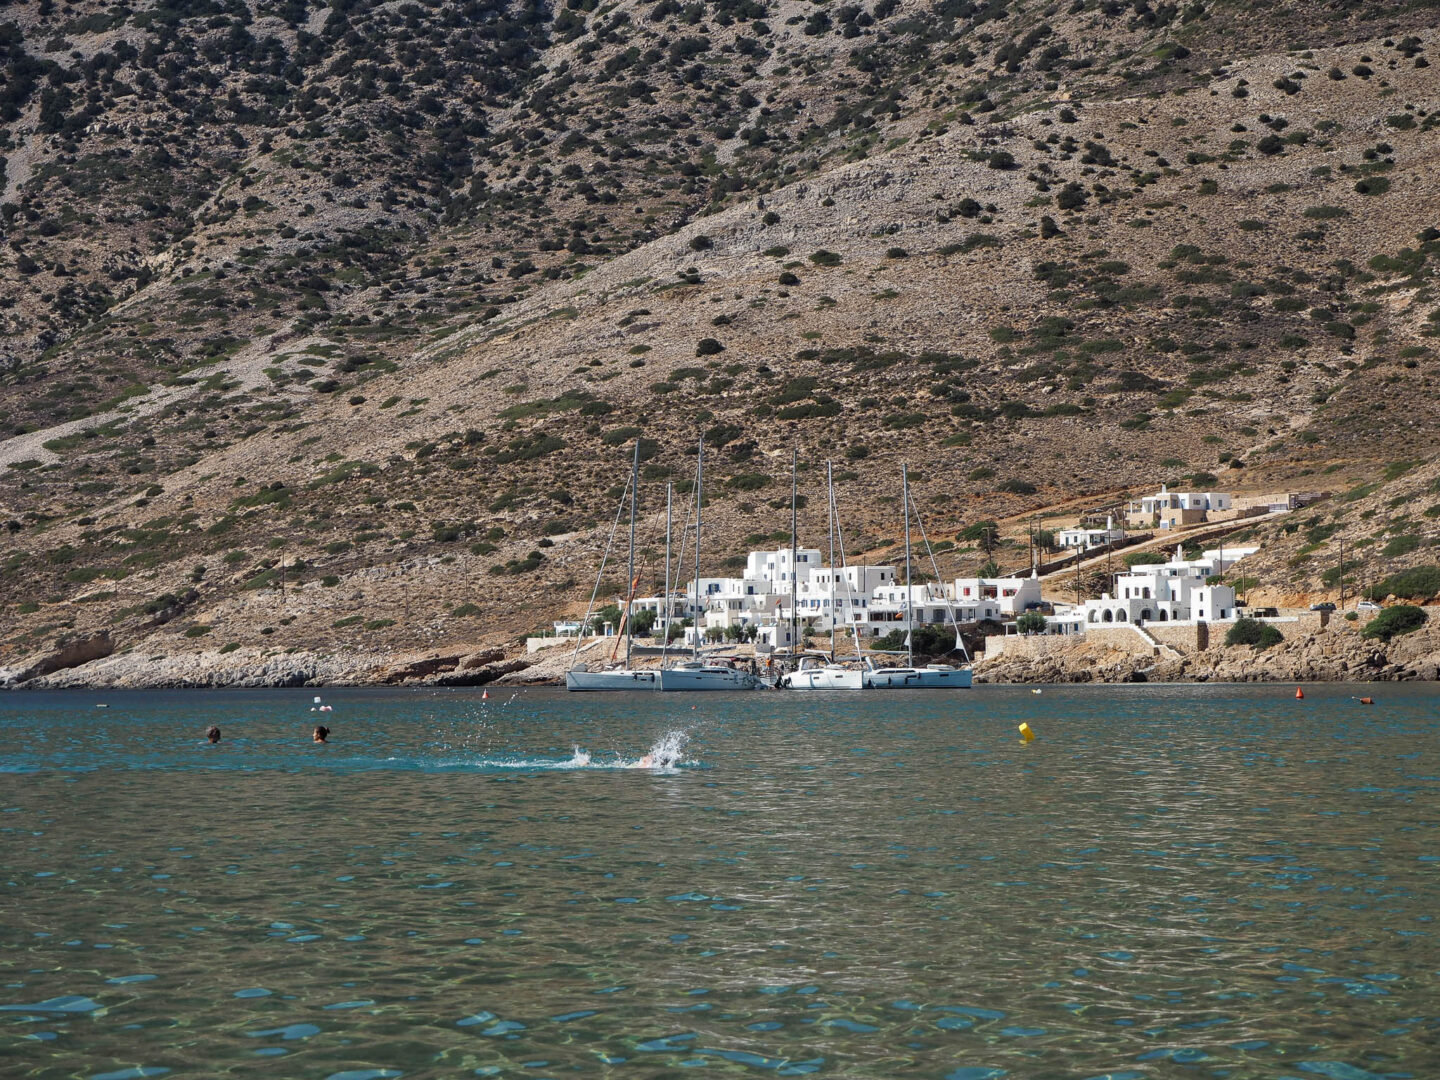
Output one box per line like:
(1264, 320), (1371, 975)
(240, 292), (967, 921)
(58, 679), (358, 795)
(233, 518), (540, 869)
(205, 725), (221, 744)
(313, 725), (330, 743)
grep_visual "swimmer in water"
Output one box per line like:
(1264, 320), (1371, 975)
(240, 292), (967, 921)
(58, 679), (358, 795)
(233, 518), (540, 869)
(313, 724), (330, 743)
(206, 725), (221, 744)
(638, 754), (654, 768)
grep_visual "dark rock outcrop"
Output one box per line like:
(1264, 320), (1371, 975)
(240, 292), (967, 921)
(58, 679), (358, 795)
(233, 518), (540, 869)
(15, 632), (114, 684)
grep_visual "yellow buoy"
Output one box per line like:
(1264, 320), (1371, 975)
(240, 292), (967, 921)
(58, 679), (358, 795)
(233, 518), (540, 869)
(1018, 722), (1035, 743)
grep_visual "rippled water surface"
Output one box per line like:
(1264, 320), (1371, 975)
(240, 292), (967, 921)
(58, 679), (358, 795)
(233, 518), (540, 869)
(2, 683), (1438, 1080)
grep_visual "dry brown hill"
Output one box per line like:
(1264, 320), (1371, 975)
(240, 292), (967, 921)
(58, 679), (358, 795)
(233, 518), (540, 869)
(2, 2), (1439, 679)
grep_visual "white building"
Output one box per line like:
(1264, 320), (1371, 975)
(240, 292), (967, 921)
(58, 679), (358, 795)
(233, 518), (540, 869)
(1043, 609), (1086, 636)
(746, 547), (823, 586)
(1007, 605), (1085, 636)
(786, 564), (895, 632)
(950, 574), (1043, 617)
(1129, 485), (1233, 529)
(1057, 517), (1125, 552)
(1083, 555), (1237, 625)
(864, 583), (962, 636)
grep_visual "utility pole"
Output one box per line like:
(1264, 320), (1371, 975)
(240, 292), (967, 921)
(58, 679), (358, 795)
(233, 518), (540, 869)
(1338, 536), (1345, 610)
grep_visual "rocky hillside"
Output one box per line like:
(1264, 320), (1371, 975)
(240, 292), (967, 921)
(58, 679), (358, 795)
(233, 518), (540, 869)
(1, 0), (1439, 679)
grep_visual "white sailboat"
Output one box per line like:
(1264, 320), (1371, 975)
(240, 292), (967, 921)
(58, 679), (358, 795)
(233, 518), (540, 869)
(657, 438), (763, 692)
(782, 459), (865, 690)
(566, 442), (660, 691)
(863, 464), (973, 690)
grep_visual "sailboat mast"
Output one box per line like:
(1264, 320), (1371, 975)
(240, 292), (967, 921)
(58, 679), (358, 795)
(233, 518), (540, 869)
(692, 438), (703, 662)
(902, 462), (913, 668)
(790, 443), (798, 654)
(625, 439), (639, 669)
(662, 481), (673, 656)
(826, 459), (836, 662)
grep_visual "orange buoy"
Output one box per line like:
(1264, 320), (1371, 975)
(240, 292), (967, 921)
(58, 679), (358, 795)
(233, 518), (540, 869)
(1359, 697), (1374, 705)
(482, 690), (489, 700)
(1295, 687), (1305, 699)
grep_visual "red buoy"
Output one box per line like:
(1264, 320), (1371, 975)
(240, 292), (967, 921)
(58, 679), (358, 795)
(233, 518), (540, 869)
(1295, 687), (1305, 700)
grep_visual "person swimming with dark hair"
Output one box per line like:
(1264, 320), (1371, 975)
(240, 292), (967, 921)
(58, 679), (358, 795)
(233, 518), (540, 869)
(206, 725), (221, 744)
(313, 724), (330, 743)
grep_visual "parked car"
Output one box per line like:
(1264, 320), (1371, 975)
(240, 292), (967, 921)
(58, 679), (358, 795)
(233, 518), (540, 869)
(1310, 602), (1336, 612)
(1356, 600), (1381, 611)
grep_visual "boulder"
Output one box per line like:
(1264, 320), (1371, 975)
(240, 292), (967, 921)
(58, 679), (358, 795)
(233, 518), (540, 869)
(383, 654), (464, 683)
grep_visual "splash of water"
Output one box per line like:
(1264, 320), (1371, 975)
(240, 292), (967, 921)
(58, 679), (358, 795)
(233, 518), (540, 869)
(634, 729), (688, 769)
(456, 730), (691, 772)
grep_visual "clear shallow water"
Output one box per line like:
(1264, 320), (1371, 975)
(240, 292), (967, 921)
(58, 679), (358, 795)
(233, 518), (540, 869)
(1, 683), (1438, 1080)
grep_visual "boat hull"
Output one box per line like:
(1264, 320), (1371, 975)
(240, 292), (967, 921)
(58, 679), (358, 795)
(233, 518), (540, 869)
(657, 666), (763, 691)
(864, 666), (973, 689)
(782, 666), (865, 690)
(565, 669), (661, 691)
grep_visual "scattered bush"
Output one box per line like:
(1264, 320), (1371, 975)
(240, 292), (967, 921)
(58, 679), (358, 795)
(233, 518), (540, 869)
(1124, 552), (1167, 567)
(1362, 605), (1427, 641)
(1366, 565), (1440, 601)
(1225, 617), (1283, 649)
(1381, 535), (1421, 558)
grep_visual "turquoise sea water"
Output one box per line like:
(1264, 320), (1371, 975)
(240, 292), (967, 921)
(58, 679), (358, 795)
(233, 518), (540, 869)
(1, 683), (1438, 1080)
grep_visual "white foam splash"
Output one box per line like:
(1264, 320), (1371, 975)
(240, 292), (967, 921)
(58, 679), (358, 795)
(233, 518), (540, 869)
(461, 730), (691, 772)
(632, 729), (688, 769)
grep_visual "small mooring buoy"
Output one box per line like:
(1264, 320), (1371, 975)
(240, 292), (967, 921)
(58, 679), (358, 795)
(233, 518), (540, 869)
(1018, 722), (1035, 743)
(1295, 687), (1305, 700)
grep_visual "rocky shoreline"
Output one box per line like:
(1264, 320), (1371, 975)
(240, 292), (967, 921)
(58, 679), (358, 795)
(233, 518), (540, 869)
(975, 620), (1440, 685)
(0, 642), (535, 690)
(3, 619), (1438, 690)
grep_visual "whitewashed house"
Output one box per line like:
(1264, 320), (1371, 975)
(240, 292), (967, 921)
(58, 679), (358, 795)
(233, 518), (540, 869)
(1083, 557), (1236, 625)
(950, 573), (1043, 617)
(864, 583), (960, 637)
(786, 564), (895, 632)
(1058, 517), (1125, 552)
(1128, 486), (1233, 529)
(746, 547), (823, 587)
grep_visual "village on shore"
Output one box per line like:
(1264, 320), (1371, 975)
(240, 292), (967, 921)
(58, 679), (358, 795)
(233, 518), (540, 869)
(531, 483), (1336, 667)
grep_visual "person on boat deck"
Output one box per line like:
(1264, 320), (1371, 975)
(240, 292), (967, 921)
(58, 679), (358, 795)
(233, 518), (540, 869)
(313, 724), (330, 744)
(205, 725), (221, 744)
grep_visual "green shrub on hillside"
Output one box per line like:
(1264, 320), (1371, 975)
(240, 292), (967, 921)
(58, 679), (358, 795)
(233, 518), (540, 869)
(1124, 551), (1167, 567)
(1225, 617), (1282, 649)
(1361, 605), (1426, 641)
(1366, 565), (1440, 601)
